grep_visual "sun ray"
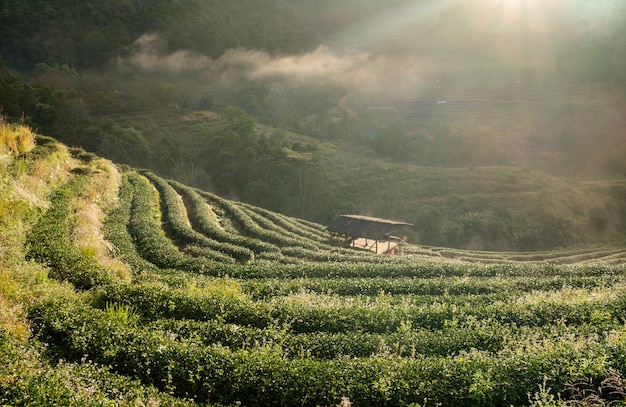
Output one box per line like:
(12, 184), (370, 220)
(467, 0), (557, 34)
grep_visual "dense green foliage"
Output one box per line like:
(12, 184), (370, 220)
(3, 128), (626, 406)
(0, 0), (328, 70)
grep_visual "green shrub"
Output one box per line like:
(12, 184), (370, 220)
(142, 171), (252, 263)
(1, 319), (193, 406)
(30, 295), (623, 406)
(125, 172), (223, 275)
(26, 176), (120, 289)
(170, 180), (278, 256)
(102, 174), (160, 274)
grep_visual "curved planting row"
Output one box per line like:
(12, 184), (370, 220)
(194, 188), (335, 253)
(102, 174), (160, 274)
(169, 180), (279, 256)
(141, 255), (623, 281)
(235, 204), (382, 261)
(592, 251), (626, 265)
(167, 175), (377, 264)
(124, 172), (226, 275)
(150, 317), (618, 361)
(237, 204), (320, 247)
(201, 190), (282, 242)
(148, 317), (512, 359)
(26, 175), (122, 289)
(92, 276), (626, 334)
(237, 202), (335, 242)
(142, 172), (252, 263)
(236, 204), (383, 262)
(238, 274), (622, 299)
(225, 200), (323, 250)
(18, 149), (626, 407)
(427, 245), (626, 265)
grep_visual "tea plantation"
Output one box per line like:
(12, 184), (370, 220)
(2, 123), (626, 406)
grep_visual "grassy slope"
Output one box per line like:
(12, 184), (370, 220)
(0, 124), (193, 405)
(2, 124), (626, 405)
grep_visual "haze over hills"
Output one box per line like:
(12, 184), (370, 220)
(1, 0), (625, 250)
(3, 3), (626, 404)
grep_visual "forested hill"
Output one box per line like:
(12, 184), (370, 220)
(0, 0), (411, 70)
(2, 0), (625, 75)
(1, 0), (626, 251)
(0, 0), (307, 69)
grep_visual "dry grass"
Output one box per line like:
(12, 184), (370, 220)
(71, 159), (131, 283)
(9, 182), (51, 211)
(0, 270), (30, 342)
(31, 143), (76, 179)
(0, 132), (70, 267)
(90, 158), (122, 209)
(0, 127), (74, 342)
(0, 135), (75, 263)
(8, 141), (76, 205)
(0, 123), (36, 156)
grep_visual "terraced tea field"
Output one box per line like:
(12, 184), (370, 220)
(2, 127), (626, 406)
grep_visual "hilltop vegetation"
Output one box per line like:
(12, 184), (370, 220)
(3, 124), (626, 406)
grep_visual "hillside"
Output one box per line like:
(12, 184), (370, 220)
(46, 107), (626, 252)
(1, 0), (626, 253)
(3, 124), (626, 406)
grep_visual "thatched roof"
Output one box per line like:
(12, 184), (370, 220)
(326, 215), (412, 241)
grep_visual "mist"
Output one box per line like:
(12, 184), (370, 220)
(124, 33), (427, 97)
(108, 0), (626, 181)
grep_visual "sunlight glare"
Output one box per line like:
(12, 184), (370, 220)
(469, 0), (554, 33)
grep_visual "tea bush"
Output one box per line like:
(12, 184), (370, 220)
(143, 171), (253, 263)
(6, 132), (626, 406)
(102, 174), (160, 274)
(170, 179), (279, 256)
(125, 172), (223, 275)
(196, 188), (323, 250)
(26, 176), (121, 289)
(0, 327), (193, 407)
(31, 295), (626, 406)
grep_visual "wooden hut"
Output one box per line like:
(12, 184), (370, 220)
(327, 215), (412, 254)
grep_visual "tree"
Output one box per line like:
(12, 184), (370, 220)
(96, 126), (149, 167)
(0, 59), (35, 121)
(222, 106), (256, 138)
(263, 85), (293, 128)
(213, 150), (238, 193)
(155, 130), (210, 185)
(50, 98), (92, 146)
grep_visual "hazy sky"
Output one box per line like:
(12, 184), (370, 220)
(125, 0), (625, 80)
(121, 0), (626, 109)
